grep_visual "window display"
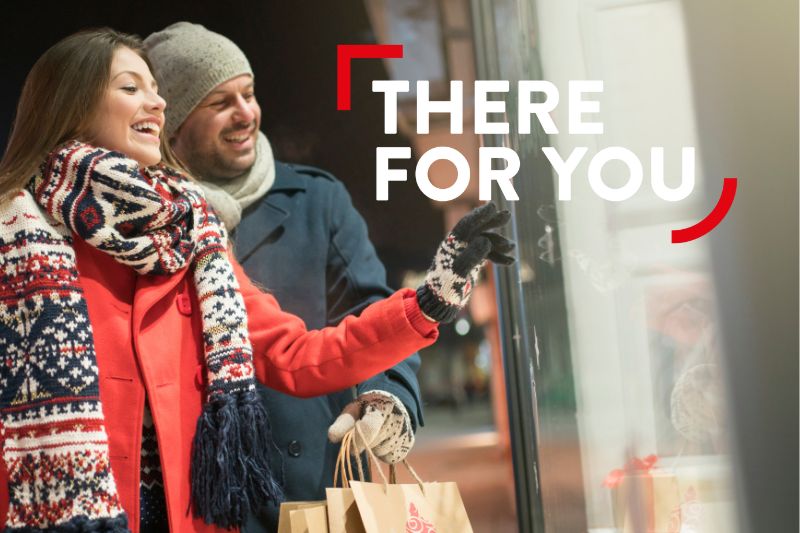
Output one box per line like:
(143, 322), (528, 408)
(474, 0), (741, 531)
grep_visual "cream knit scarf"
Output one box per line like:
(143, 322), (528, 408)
(197, 131), (275, 229)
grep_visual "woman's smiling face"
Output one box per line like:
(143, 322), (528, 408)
(85, 46), (166, 167)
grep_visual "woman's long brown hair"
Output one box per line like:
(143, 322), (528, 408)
(0, 28), (184, 201)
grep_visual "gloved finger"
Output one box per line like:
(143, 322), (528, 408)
(451, 203), (498, 241)
(328, 412), (356, 443)
(371, 424), (412, 457)
(452, 235), (492, 276)
(475, 209), (511, 233)
(351, 408), (386, 453)
(369, 417), (413, 465)
(482, 232), (515, 254)
(376, 448), (410, 465)
(372, 440), (406, 464)
(327, 401), (361, 443)
(487, 250), (516, 265)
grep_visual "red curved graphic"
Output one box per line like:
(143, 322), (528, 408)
(671, 177), (737, 243)
(337, 44), (404, 110)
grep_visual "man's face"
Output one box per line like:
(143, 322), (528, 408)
(172, 74), (261, 179)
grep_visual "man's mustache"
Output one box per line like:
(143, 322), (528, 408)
(221, 122), (256, 136)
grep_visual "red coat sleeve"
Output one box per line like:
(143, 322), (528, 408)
(232, 255), (439, 398)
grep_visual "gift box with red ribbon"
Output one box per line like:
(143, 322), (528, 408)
(603, 455), (683, 533)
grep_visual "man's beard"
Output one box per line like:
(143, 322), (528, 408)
(187, 128), (256, 181)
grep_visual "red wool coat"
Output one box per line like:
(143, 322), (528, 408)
(0, 238), (438, 533)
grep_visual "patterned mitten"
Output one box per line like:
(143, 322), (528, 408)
(417, 203), (515, 323)
(328, 390), (415, 464)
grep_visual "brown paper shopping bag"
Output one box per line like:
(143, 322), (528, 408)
(412, 478), (473, 532)
(350, 478), (437, 533)
(289, 504), (330, 533)
(348, 426), (473, 533)
(278, 501), (327, 533)
(326, 430), (367, 533)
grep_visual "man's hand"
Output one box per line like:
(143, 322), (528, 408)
(328, 390), (414, 464)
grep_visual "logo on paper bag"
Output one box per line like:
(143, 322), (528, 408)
(406, 502), (436, 533)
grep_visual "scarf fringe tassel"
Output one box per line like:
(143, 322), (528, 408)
(190, 389), (284, 528)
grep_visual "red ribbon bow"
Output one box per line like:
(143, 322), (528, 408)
(603, 454), (659, 488)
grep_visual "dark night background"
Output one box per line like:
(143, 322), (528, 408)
(0, 0), (443, 286)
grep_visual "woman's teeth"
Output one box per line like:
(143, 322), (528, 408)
(131, 122), (160, 136)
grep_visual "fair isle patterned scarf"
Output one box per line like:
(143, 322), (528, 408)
(0, 141), (281, 532)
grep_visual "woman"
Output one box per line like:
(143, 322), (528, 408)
(0, 29), (513, 533)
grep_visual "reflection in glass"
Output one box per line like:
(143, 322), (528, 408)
(476, 0), (741, 531)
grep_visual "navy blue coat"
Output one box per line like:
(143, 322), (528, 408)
(238, 162), (423, 532)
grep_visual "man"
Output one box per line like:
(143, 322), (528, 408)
(144, 23), (423, 532)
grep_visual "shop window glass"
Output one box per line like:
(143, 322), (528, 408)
(475, 0), (741, 530)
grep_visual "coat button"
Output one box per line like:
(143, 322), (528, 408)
(176, 293), (192, 315)
(287, 440), (302, 457)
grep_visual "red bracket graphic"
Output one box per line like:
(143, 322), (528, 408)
(671, 177), (737, 243)
(337, 44), (404, 110)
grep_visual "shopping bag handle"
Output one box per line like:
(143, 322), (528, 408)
(334, 426), (427, 495)
(333, 428), (378, 488)
(352, 425), (390, 488)
(351, 425), (428, 495)
(388, 460), (425, 489)
(333, 430), (360, 488)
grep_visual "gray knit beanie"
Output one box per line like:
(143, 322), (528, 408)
(144, 22), (253, 138)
